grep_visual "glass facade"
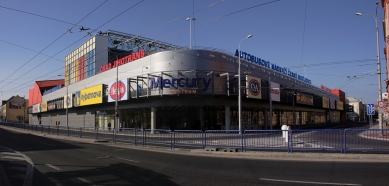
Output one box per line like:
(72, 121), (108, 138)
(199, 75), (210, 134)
(94, 106), (328, 131)
(65, 37), (96, 86)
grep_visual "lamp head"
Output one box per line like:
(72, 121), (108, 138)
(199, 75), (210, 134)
(356, 13), (362, 16)
(247, 34), (253, 38)
(186, 18), (190, 21)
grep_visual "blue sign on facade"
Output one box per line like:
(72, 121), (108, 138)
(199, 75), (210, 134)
(367, 104), (375, 115)
(235, 49), (312, 84)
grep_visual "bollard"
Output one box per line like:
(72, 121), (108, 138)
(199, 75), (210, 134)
(285, 126), (291, 143)
(281, 125), (287, 138)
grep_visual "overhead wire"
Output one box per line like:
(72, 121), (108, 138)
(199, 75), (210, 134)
(0, 5), (85, 27)
(0, 0), (109, 90)
(1, 0), (283, 97)
(111, 0), (224, 48)
(0, 0), (375, 99)
(1, 0), (146, 96)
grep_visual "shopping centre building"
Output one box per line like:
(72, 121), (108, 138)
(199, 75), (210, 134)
(28, 30), (346, 131)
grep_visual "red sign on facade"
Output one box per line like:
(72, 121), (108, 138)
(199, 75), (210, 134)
(109, 81), (126, 100)
(100, 50), (146, 73)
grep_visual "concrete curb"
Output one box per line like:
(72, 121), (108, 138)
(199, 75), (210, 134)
(190, 149), (389, 162)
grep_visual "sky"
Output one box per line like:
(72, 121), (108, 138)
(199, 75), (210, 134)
(0, 0), (385, 105)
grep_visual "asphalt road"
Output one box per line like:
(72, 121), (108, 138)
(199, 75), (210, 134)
(1, 127), (389, 186)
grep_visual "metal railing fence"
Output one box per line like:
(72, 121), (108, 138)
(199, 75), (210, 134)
(1, 122), (389, 154)
(244, 130), (287, 152)
(144, 129), (173, 149)
(173, 130), (203, 149)
(205, 130), (243, 151)
(290, 129), (343, 153)
(114, 128), (140, 145)
(344, 129), (389, 154)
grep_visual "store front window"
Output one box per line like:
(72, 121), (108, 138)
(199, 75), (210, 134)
(95, 111), (114, 130)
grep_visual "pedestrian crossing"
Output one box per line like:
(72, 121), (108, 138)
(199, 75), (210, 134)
(0, 146), (33, 186)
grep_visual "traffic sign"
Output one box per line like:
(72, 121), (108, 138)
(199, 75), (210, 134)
(367, 104), (375, 115)
(378, 101), (386, 108)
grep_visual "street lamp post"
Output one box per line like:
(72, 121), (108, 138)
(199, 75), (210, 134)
(356, 2), (383, 130)
(66, 83), (68, 127)
(186, 17), (196, 49)
(238, 34), (252, 134)
(269, 77), (272, 130)
(115, 58), (119, 135)
(293, 91), (296, 128)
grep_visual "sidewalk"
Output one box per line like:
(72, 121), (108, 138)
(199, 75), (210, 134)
(361, 124), (389, 140)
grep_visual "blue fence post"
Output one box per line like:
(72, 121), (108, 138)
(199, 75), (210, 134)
(135, 129), (137, 146)
(241, 132), (244, 152)
(288, 130), (292, 153)
(80, 127), (82, 138)
(171, 130), (173, 150)
(172, 131), (175, 150)
(340, 130), (343, 154)
(343, 129), (347, 154)
(143, 129), (145, 147)
(203, 131), (206, 149)
(243, 131), (247, 152)
(113, 130), (115, 144)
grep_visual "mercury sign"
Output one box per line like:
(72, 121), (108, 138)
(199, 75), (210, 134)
(149, 76), (211, 91)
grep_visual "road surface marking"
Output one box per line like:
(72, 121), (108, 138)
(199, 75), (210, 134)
(40, 142), (55, 146)
(116, 157), (139, 163)
(1, 155), (25, 161)
(78, 177), (96, 186)
(0, 145), (34, 186)
(45, 164), (60, 170)
(259, 178), (362, 186)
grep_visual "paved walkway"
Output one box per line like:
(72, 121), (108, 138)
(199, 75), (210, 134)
(361, 124), (389, 140)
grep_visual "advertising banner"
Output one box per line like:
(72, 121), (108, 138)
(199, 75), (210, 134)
(32, 103), (40, 113)
(41, 101), (47, 112)
(246, 75), (262, 99)
(80, 84), (103, 106)
(322, 97), (329, 108)
(108, 79), (128, 102)
(48, 102), (56, 111)
(330, 99), (336, 109)
(336, 100), (344, 110)
(271, 82), (280, 102)
(320, 84), (332, 93)
(64, 94), (73, 108)
(296, 93), (313, 105)
(74, 92), (80, 107)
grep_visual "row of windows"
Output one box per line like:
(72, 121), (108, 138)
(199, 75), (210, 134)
(66, 49), (95, 85)
(66, 37), (95, 62)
